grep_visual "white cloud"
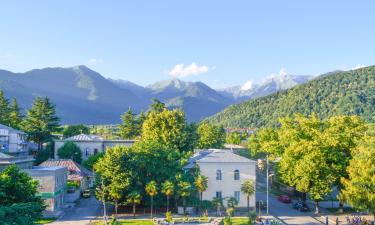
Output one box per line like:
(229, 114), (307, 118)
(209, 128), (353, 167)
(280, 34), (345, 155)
(241, 81), (253, 91)
(279, 68), (288, 76)
(168, 63), (209, 78)
(87, 58), (103, 65)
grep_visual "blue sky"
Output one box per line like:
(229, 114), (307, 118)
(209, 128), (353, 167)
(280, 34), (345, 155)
(0, 1), (374, 88)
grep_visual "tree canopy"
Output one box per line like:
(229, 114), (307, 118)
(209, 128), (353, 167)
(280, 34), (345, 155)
(0, 165), (44, 224)
(57, 141), (83, 163)
(208, 66), (375, 128)
(197, 121), (225, 149)
(63, 124), (90, 138)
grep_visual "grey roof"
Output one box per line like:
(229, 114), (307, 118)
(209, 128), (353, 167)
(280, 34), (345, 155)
(0, 124), (25, 134)
(184, 149), (255, 169)
(65, 134), (104, 142)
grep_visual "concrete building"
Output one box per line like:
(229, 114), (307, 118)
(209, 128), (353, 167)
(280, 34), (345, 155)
(0, 124), (28, 155)
(40, 159), (93, 190)
(25, 166), (68, 213)
(54, 134), (134, 160)
(184, 149), (256, 208)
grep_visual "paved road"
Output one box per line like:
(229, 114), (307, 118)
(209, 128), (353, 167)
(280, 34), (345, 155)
(257, 190), (321, 225)
(50, 197), (102, 225)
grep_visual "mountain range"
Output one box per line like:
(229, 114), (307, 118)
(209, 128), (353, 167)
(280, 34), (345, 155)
(0, 65), (312, 124)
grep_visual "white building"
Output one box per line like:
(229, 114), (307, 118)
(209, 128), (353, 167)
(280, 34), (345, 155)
(0, 124), (28, 155)
(184, 149), (256, 208)
(54, 134), (135, 160)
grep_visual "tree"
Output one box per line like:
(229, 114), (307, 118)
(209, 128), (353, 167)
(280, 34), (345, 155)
(226, 132), (244, 145)
(197, 121), (225, 149)
(226, 196), (238, 214)
(9, 98), (23, 129)
(178, 181), (191, 214)
(145, 181), (158, 218)
(194, 174), (208, 213)
(57, 142), (82, 163)
(241, 179), (255, 212)
(63, 124), (90, 138)
(277, 115), (335, 213)
(149, 98), (166, 113)
(141, 109), (193, 152)
(119, 108), (140, 139)
(161, 180), (174, 212)
(211, 197), (223, 216)
(0, 90), (10, 125)
(83, 152), (104, 171)
(0, 165), (44, 224)
(94, 146), (132, 216)
(340, 135), (375, 220)
(126, 191), (141, 218)
(21, 97), (60, 150)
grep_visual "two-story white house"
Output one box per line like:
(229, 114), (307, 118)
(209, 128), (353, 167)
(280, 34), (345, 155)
(184, 149), (256, 209)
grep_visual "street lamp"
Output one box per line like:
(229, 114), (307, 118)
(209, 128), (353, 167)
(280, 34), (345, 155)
(266, 155), (269, 215)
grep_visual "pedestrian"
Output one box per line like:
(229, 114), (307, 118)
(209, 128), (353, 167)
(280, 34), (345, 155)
(346, 215), (350, 225)
(336, 217), (339, 225)
(326, 216), (329, 225)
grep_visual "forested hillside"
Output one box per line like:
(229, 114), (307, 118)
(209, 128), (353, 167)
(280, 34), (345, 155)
(208, 66), (375, 128)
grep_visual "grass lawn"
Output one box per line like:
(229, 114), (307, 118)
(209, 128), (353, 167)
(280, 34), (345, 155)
(34, 217), (57, 224)
(94, 220), (154, 225)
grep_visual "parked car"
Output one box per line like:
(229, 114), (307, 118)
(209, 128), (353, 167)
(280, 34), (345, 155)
(293, 201), (309, 212)
(82, 189), (91, 198)
(278, 195), (291, 203)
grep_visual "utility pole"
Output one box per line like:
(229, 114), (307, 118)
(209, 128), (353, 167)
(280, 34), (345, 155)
(102, 179), (108, 225)
(266, 155), (269, 215)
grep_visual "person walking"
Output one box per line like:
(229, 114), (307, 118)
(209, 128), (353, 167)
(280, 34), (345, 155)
(336, 217), (339, 225)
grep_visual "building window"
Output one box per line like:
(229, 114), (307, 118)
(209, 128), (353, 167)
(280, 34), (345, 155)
(234, 191), (240, 202)
(85, 148), (89, 156)
(94, 148), (98, 155)
(216, 170), (222, 180)
(234, 170), (240, 180)
(216, 191), (222, 200)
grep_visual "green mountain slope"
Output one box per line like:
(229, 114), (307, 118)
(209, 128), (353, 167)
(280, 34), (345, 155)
(208, 66), (375, 128)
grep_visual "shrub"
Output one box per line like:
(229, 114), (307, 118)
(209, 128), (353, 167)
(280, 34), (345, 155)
(57, 142), (82, 163)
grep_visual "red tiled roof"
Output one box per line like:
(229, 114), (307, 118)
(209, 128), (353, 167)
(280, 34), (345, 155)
(39, 159), (93, 181)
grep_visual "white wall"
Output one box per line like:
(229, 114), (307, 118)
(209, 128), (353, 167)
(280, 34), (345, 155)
(55, 141), (103, 160)
(198, 161), (256, 208)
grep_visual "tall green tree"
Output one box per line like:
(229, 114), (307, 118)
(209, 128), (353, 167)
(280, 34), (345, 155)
(241, 179), (255, 212)
(141, 109), (193, 152)
(149, 98), (166, 113)
(226, 132), (245, 145)
(0, 90), (10, 125)
(9, 98), (23, 129)
(161, 180), (174, 212)
(194, 175), (208, 209)
(0, 165), (45, 224)
(340, 135), (375, 220)
(197, 121), (225, 149)
(126, 191), (141, 218)
(57, 142), (82, 163)
(178, 181), (191, 213)
(119, 108), (140, 139)
(63, 124), (90, 138)
(94, 146), (132, 215)
(21, 97), (60, 150)
(145, 181), (158, 218)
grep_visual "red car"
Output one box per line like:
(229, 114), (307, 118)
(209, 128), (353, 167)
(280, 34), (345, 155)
(278, 195), (291, 203)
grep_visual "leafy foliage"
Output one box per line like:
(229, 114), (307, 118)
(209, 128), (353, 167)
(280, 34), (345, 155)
(0, 90), (10, 125)
(82, 152), (104, 171)
(340, 135), (375, 216)
(197, 121), (225, 149)
(241, 179), (255, 211)
(63, 124), (90, 138)
(208, 66), (375, 128)
(119, 108), (144, 139)
(0, 165), (44, 224)
(8, 98), (23, 129)
(57, 141), (82, 163)
(21, 97), (60, 150)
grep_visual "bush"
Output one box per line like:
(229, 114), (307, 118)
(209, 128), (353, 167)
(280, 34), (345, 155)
(57, 142), (82, 163)
(82, 152), (104, 171)
(67, 181), (80, 189)
(165, 211), (173, 223)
